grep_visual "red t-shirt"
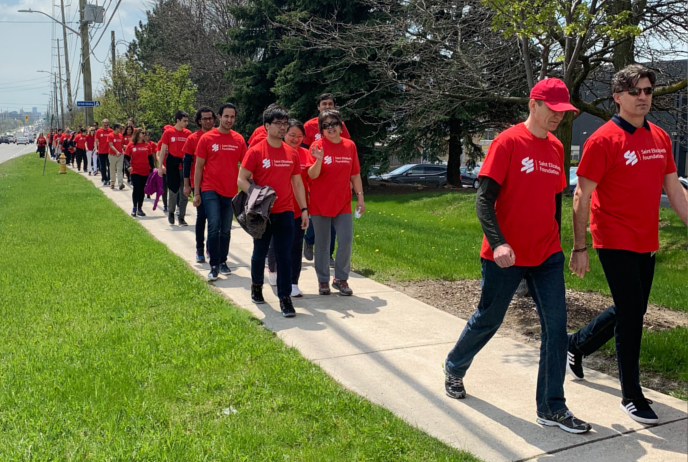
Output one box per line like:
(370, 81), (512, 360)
(577, 117), (676, 253)
(195, 128), (247, 198)
(148, 141), (157, 155)
(123, 134), (132, 149)
(479, 123), (567, 267)
(308, 137), (361, 217)
(248, 126), (267, 148)
(303, 117), (351, 147)
(125, 142), (152, 176)
(37, 136), (46, 147)
(242, 140), (302, 214)
(75, 134), (86, 150)
(161, 127), (192, 158)
(107, 132), (124, 155)
(95, 128), (113, 154)
(60, 133), (69, 150)
(85, 135), (95, 150)
(292, 147), (312, 214)
(182, 129), (211, 189)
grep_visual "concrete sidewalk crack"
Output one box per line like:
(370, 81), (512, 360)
(312, 341), (457, 361)
(514, 416), (688, 462)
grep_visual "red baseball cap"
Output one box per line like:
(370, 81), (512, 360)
(530, 78), (579, 113)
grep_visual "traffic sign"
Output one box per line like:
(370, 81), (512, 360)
(77, 101), (101, 107)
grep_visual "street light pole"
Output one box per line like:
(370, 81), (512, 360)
(56, 39), (66, 128)
(79, 0), (94, 127)
(59, 0), (73, 122)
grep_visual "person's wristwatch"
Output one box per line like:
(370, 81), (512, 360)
(301, 207), (308, 213)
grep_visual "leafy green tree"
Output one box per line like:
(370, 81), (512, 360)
(139, 64), (197, 137)
(94, 54), (145, 124)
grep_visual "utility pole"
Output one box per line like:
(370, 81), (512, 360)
(56, 39), (66, 129)
(54, 78), (59, 130)
(59, 0), (73, 121)
(79, 0), (94, 127)
(111, 31), (116, 66)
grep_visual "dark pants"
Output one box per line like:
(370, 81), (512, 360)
(202, 190), (233, 268)
(166, 157), (187, 218)
(445, 252), (568, 417)
(131, 174), (147, 208)
(98, 154), (110, 182)
(65, 150), (73, 165)
(304, 219), (336, 256)
(252, 212), (295, 299)
(76, 148), (86, 170)
(38, 146), (46, 158)
(268, 216), (305, 284)
(569, 249), (655, 400)
(162, 174), (168, 208)
(49, 145), (54, 158)
(195, 198), (207, 254)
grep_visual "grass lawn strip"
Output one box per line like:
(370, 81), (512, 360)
(0, 156), (478, 461)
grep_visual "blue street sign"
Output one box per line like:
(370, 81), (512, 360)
(76, 101), (101, 107)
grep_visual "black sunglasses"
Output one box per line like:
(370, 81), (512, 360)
(322, 120), (341, 130)
(620, 87), (653, 96)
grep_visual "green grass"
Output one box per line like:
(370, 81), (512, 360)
(0, 156), (478, 461)
(352, 191), (687, 311)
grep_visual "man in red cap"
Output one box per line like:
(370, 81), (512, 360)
(443, 78), (591, 433)
(567, 65), (687, 425)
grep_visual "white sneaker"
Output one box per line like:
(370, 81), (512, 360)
(291, 284), (303, 297)
(268, 271), (277, 286)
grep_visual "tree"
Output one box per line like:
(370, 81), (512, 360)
(94, 53), (144, 124)
(139, 65), (197, 136)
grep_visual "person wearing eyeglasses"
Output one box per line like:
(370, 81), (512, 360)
(568, 64), (687, 425)
(308, 109), (365, 296)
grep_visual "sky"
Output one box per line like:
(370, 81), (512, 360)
(0, 0), (148, 115)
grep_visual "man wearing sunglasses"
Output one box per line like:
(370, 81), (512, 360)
(568, 64), (687, 425)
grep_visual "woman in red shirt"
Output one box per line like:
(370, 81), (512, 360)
(36, 133), (47, 158)
(74, 128), (88, 172)
(308, 110), (366, 296)
(125, 128), (155, 217)
(85, 127), (96, 175)
(123, 125), (135, 184)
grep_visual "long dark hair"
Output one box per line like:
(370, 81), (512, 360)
(124, 125), (135, 136)
(130, 128), (144, 145)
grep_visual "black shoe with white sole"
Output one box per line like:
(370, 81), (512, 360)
(621, 398), (658, 424)
(536, 410), (591, 434)
(219, 263), (231, 275)
(251, 284), (265, 304)
(280, 296), (296, 317)
(207, 267), (219, 282)
(567, 350), (584, 380)
(443, 361), (466, 399)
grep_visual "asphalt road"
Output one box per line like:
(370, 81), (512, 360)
(0, 142), (38, 165)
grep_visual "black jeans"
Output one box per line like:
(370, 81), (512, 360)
(76, 148), (86, 170)
(252, 212), (295, 299)
(202, 190), (233, 268)
(162, 174), (168, 208)
(98, 154), (110, 182)
(131, 174), (148, 208)
(268, 216), (305, 284)
(569, 249), (656, 400)
(195, 198), (207, 255)
(166, 156), (188, 218)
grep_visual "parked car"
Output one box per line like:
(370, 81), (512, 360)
(378, 163), (448, 188)
(367, 166), (382, 180)
(15, 137), (29, 145)
(569, 167), (578, 193)
(660, 177), (688, 208)
(460, 163), (482, 189)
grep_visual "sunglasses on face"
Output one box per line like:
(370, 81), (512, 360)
(621, 87), (654, 96)
(322, 121), (341, 130)
(200, 117), (215, 122)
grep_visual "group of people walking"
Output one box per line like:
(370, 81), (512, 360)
(53, 64), (686, 436)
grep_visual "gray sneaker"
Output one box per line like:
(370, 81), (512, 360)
(537, 410), (592, 434)
(304, 243), (314, 261)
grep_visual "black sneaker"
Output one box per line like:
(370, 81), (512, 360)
(537, 410), (592, 434)
(304, 243), (314, 261)
(280, 297), (296, 317)
(443, 361), (466, 399)
(251, 284), (265, 304)
(168, 213), (175, 225)
(119, 184), (125, 190)
(196, 252), (206, 264)
(163, 206), (168, 212)
(621, 398), (659, 424)
(130, 208), (137, 217)
(219, 263), (231, 275)
(207, 267), (219, 282)
(567, 340), (584, 380)
(178, 217), (188, 226)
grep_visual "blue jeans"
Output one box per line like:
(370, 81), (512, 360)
(304, 219), (335, 256)
(445, 251), (568, 417)
(202, 190), (233, 268)
(251, 212), (295, 299)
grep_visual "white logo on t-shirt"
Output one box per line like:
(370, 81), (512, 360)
(211, 144), (219, 152)
(315, 134), (321, 140)
(171, 137), (176, 142)
(624, 150), (638, 165)
(521, 157), (535, 173)
(324, 156), (332, 165)
(262, 159), (271, 169)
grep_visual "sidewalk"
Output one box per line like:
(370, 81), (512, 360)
(82, 169), (687, 462)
